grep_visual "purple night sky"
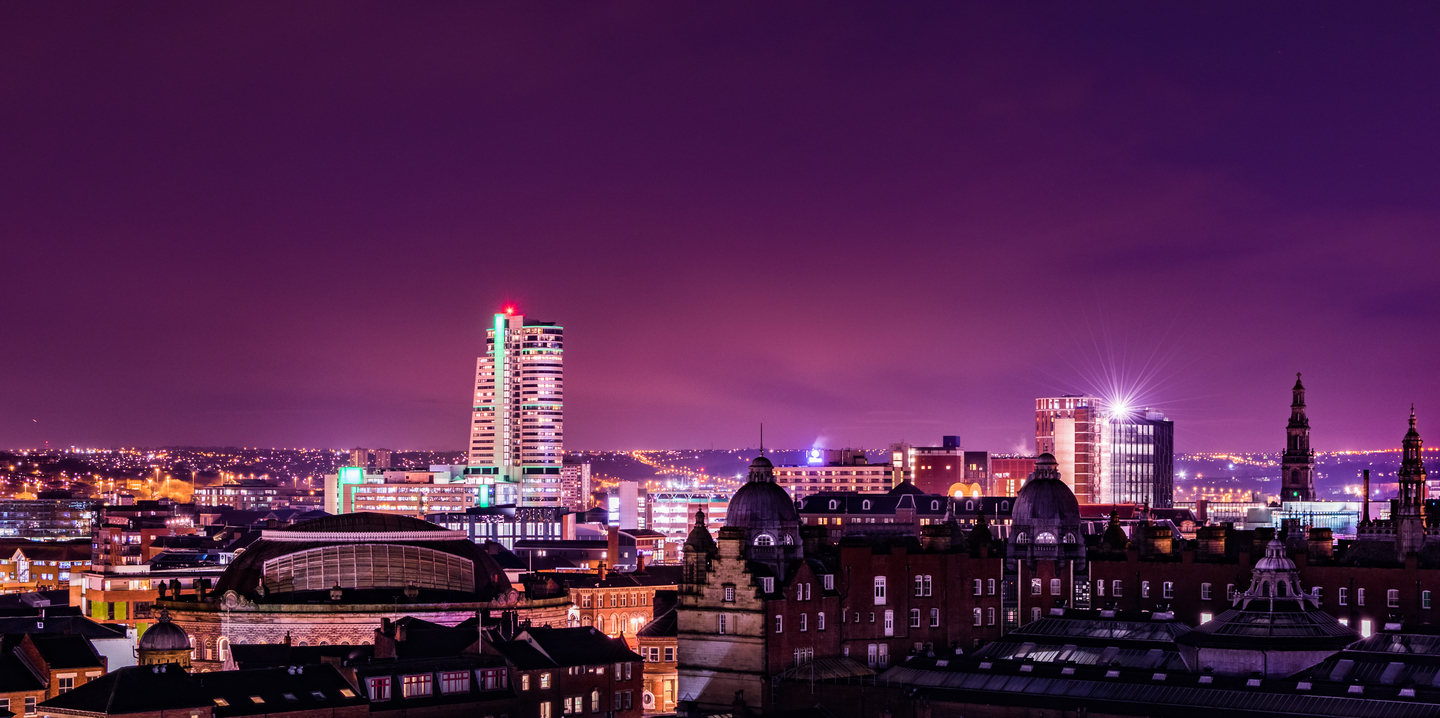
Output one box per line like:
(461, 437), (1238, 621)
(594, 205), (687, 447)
(1, 4), (1437, 453)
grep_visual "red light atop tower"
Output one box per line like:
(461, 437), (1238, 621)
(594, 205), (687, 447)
(504, 305), (515, 315)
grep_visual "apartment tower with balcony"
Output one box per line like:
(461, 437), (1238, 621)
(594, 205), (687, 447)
(466, 309), (564, 506)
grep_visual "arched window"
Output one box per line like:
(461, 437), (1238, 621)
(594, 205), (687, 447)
(298, 640), (309, 646)
(1036, 532), (1057, 545)
(971, 488), (980, 498)
(1016, 532), (1031, 544)
(829, 500), (838, 510)
(966, 501), (974, 511)
(1279, 581), (1289, 596)
(754, 534), (774, 547)
(1001, 501), (1010, 511)
(1063, 533), (1077, 544)
(782, 534), (793, 545)
(931, 501), (940, 511)
(862, 500), (871, 510)
(581, 615), (592, 627)
(189, 635), (196, 660)
(217, 637), (229, 663)
(204, 638), (213, 661)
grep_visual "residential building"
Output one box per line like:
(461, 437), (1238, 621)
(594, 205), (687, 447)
(491, 626), (644, 718)
(192, 480), (319, 511)
(795, 483), (952, 543)
(988, 455), (1036, 497)
(0, 541), (91, 594)
(465, 309), (565, 507)
(773, 449), (898, 499)
(558, 565), (682, 638)
(911, 436), (965, 496)
(0, 615), (130, 672)
(560, 458), (591, 511)
(636, 594), (678, 714)
(1035, 395), (1102, 503)
(3, 633), (107, 701)
(349, 447), (393, 469)
(647, 493), (727, 541)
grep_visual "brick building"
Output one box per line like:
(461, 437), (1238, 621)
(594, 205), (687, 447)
(492, 626), (644, 718)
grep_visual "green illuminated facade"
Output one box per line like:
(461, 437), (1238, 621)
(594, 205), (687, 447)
(466, 310), (564, 506)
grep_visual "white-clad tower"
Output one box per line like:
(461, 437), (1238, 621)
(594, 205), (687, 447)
(466, 308), (564, 506)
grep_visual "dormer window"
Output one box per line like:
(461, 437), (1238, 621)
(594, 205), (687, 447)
(1036, 532), (1057, 545)
(1001, 501), (1010, 511)
(931, 501), (940, 511)
(862, 500), (871, 510)
(829, 500), (838, 510)
(1016, 532), (1031, 544)
(754, 534), (774, 547)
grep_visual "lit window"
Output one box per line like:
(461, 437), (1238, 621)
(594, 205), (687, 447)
(874, 577), (887, 605)
(973, 608), (982, 626)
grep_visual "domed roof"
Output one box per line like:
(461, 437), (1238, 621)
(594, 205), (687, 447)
(1011, 453), (1079, 523)
(139, 610), (190, 652)
(211, 512), (511, 599)
(749, 455), (774, 470)
(683, 509), (717, 554)
(728, 480), (799, 527)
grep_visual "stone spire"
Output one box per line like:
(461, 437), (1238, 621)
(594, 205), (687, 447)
(1396, 408), (1427, 556)
(1281, 373), (1315, 502)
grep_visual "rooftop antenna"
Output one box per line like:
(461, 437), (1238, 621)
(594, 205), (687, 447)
(760, 423), (765, 456)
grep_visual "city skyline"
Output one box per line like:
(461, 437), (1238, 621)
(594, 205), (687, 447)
(2, 5), (1437, 453)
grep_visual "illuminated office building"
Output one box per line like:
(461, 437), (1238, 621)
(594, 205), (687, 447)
(466, 309), (564, 506)
(1099, 409), (1174, 508)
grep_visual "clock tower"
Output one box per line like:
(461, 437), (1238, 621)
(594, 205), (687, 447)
(1281, 373), (1315, 502)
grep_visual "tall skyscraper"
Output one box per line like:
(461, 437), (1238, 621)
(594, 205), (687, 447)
(466, 308), (564, 506)
(1280, 373), (1315, 502)
(1099, 409), (1174, 508)
(1035, 396), (1101, 503)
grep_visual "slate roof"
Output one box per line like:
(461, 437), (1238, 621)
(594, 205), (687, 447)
(0, 615), (125, 640)
(39, 664), (211, 714)
(193, 664), (366, 718)
(555, 565), (683, 589)
(494, 627), (641, 670)
(637, 607), (677, 638)
(28, 634), (106, 669)
(0, 654), (43, 692)
(228, 643), (373, 670)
